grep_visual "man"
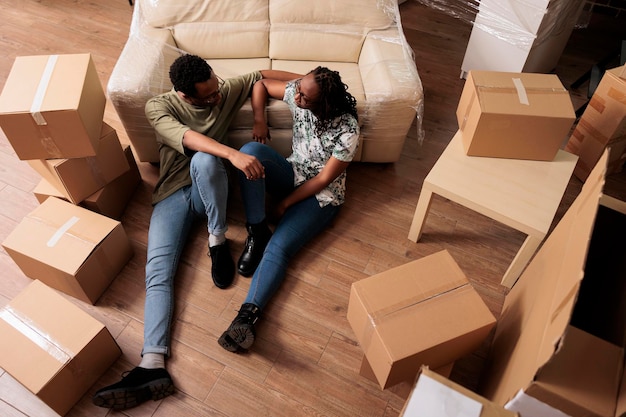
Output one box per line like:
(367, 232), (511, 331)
(92, 54), (300, 411)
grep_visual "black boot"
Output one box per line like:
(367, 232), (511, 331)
(92, 367), (175, 410)
(237, 220), (272, 277)
(217, 303), (261, 353)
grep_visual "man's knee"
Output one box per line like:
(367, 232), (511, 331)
(191, 151), (221, 173)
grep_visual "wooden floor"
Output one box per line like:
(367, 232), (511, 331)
(1, 1), (626, 416)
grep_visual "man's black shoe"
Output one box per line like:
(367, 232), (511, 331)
(209, 240), (235, 288)
(92, 367), (174, 410)
(237, 221), (272, 277)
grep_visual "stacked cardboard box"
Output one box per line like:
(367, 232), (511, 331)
(565, 64), (626, 181)
(457, 70), (576, 161)
(0, 53), (140, 218)
(0, 53), (137, 303)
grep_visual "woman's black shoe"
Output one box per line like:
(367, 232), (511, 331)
(218, 303), (261, 352)
(237, 221), (272, 277)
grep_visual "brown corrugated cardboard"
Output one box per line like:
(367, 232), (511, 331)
(1, 197), (133, 304)
(27, 122), (130, 204)
(400, 367), (518, 417)
(481, 151), (626, 417)
(0, 280), (121, 416)
(565, 64), (626, 181)
(457, 70), (576, 161)
(0, 53), (106, 160)
(347, 250), (496, 389)
(81, 144), (141, 219)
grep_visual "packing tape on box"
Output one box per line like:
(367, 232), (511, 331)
(30, 54), (63, 158)
(47, 216), (80, 247)
(360, 286), (462, 351)
(85, 156), (107, 187)
(512, 78), (529, 106)
(30, 55), (57, 126)
(0, 305), (73, 363)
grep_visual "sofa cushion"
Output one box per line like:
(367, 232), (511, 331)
(269, 0), (396, 62)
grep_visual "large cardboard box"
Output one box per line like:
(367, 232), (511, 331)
(0, 280), (121, 416)
(33, 144), (142, 220)
(27, 122), (130, 204)
(400, 367), (518, 417)
(565, 65), (626, 181)
(481, 151), (626, 417)
(457, 71), (576, 161)
(347, 250), (496, 389)
(0, 53), (106, 160)
(1, 197), (133, 304)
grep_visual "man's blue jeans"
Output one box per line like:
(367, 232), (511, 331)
(238, 142), (340, 310)
(143, 152), (229, 356)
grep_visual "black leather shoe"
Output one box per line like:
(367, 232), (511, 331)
(237, 221), (272, 277)
(92, 367), (174, 410)
(218, 303), (261, 353)
(209, 241), (235, 289)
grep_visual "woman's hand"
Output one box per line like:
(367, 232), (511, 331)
(252, 121), (271, 144)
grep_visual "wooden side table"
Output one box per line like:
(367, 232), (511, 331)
(408, 130), (578, 288)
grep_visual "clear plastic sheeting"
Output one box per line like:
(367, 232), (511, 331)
(107, 0), (424, 163)
(413, 0), (587, 49)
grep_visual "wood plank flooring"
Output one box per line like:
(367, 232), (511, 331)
(1, 1), (625, 416)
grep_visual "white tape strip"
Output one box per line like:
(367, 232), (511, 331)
(47, 216), (80, 247)
(512, 78), (530, 105)
(30, 55), (59, 126)
(0, 306), (72, 363)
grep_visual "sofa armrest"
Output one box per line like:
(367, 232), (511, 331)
(107, 27), (179, 162)
(358, 28), (424, 151)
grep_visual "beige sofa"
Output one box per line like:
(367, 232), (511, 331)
(107, 0), (423, 163)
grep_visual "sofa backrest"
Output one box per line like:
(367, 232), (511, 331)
(140, 0), (270, 58)
(138, 0), (397, 63)
(269, 0), (397, 63)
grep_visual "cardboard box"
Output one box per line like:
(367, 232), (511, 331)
(0, 53), (106, 160)
(400, 367), (518, 417)
(0, 280), (121, 416)
(565, 65), (626, 181)
(33, 145), (142, 219)
(347, 250), (496, 389)
(27, 122), (130, 204)
(1, 197), (133, 304)
(80, 144), (141, 219)
(481, 151), (626, 417)
(457, 71), (576, 161)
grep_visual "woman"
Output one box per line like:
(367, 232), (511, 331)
(218, 66), (360, 352)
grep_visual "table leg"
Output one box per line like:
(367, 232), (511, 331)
(501, 234), (544, 288)
(408, 187), (434, 242)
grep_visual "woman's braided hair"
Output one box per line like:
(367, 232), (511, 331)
(309, 66), (358, 136)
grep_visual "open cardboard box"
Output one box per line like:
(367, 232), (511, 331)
(481, 150), (626, 417)
(401, 366), (518, 417)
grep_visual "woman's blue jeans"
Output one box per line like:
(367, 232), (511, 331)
(238, 142), (340, 310)
(143, 152), (229, 356)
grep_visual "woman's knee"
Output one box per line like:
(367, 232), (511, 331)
(240, 141), (266, 157)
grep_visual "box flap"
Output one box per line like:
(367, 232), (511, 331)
(0, 280), (103, 393)
(2, 197), (121, 274)
(481, 150), (608, 404)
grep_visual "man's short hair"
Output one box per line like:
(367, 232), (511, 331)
(169, 54), (213, 97)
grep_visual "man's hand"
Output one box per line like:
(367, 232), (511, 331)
(230, 150), (265, 180)
(252, 121), (271, 144)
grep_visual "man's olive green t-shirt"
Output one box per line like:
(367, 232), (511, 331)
(145, 71), (262, 205)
